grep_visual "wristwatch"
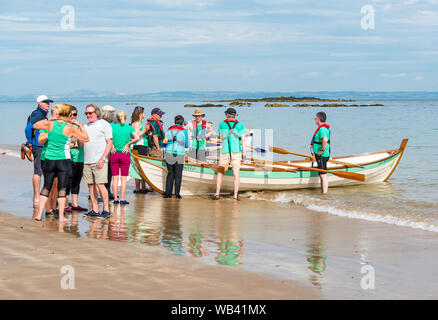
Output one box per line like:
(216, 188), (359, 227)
(102, 157), (107, 162)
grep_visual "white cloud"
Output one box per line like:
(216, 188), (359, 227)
(303, 72), (321, 78)
(2, 66), (21, 74)
(413, 75), (424, 80)
(379, 73), (407, 78)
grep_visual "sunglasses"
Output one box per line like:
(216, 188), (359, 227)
(71, 113), (78, 117)
(84, 111), (95, 116)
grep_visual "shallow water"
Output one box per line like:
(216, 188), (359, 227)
(1, 98), (438, 298)
(1, 99), (437, 232)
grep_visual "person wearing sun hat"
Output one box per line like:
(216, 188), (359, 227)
(186, 108), (212, 162)
(24, 94), (53, 208)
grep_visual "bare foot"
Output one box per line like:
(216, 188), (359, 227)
(59, 218), (69, 222)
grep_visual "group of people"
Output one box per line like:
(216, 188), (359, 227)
(25, 94), (331, 221)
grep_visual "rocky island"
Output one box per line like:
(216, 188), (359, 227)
(184, 104), (226, 108)
(203, 96), (356, 103)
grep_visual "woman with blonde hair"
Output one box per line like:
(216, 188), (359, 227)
(130, 106), (152, 193)
(33, 104), (89, 222)
(38, 104), (60, 217)
(110, 110), (139, 204)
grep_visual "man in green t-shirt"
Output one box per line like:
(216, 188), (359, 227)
(212, 108), (246, 201)
(310, 111), (331, 194)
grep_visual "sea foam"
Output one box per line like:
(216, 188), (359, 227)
(247, 192), (438, 233)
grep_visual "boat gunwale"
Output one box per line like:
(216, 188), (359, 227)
(132, 139), (407, 174)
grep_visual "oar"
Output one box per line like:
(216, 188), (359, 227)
(186, 157), (226, 174)
(248, 146), (266, 153)
(251, 158), (365, 182)
(269, 146), (364, 168)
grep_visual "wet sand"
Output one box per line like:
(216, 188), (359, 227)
(1, 154), (438, 299)
(0, 155), (318, 299)
(0, 210), (318, 299)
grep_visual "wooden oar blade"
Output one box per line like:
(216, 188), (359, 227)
(330, 170), (365, 182)
(208, 164), (226, 175)
(269, 146), (290, 155)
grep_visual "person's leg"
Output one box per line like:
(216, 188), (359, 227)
(35, 160), (56, 220)
(88, 184), (99, 212)
(316, 156), (329, 194)
(110, 155), (120, 201)
(49, 178), (58, 210)
(112, 176), (120, 201)
(96, 183), (109, 212)
(215, 153), (228, 197)
(165, 162), (175, 197)
(57, 196), (68, 222)
(215, 173), (223, 196)
(71, 162), (84, 208)
(120, 176), (128, 200)
(56, 160), (72, 222)
(32, 174), (41, 207)
(32, 146), (43, 207)
(231, 153), (241, 199)
(232, 168), (240, 198)
(174, 163), (184, 197)
(120, 153), (131, 200)
(320, 174), (328, 194)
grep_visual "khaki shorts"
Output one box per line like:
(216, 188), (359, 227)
(219, 152), (242, 172)
(148, 147), (163, 159)
(83, 162), (108, 185)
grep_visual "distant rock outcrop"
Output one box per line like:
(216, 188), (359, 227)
(184, 104), (226, 108)
(229, 101), (252, 107)
(265, 103), (290, 107)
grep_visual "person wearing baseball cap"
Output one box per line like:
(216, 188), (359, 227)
(211, 107), (247, 201)
(186, 108), (211, 162)
(24, 94), (53, 207)
(147, 107), (166, 158)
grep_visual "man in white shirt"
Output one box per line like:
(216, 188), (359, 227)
(82, 103), (113, 218)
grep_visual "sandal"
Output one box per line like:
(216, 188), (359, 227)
(210, 194), (220, 200)
(71, 205), (88, 211)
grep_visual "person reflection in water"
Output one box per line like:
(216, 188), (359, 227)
(161, 198), (184, 255)
(109, 204), (128, 242)
(305, 214), (327, 288)
(214, 200), (244, 266)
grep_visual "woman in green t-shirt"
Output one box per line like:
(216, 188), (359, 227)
(66, 106), (87, 211)
(110, 110), (139, 205)
(33, 104), (89, 222)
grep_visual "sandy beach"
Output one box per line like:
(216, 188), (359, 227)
(0, 155), (319, 300)
(0, 209), (319, 300)
(1, 154), (438, 299)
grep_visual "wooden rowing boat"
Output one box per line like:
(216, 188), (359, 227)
(131, 139), (408, 195)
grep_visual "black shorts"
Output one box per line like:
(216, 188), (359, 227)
(41, 159), (71, 197)
(32, 146), (43, 176)
(315, 155), (329, 175)
(133, 145), (148, 156)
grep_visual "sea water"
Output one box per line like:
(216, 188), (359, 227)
(1, 99), (437, 231)
(1, 99), (438, 298)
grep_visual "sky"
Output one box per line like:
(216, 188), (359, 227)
(0, 0), (437, 95)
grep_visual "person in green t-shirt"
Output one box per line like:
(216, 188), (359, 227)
(67, 106), (88, 211)
(110, 110), (139, 204)
(310, 111), (331, 194)
(212, 108), (246, 201)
